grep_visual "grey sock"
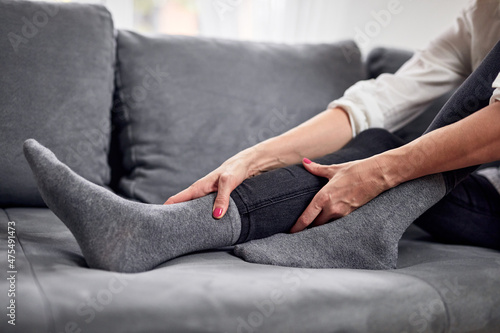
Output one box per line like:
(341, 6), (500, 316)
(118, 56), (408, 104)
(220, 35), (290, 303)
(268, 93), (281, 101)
(23, 139), (241, 273)
(233, 174), (446, 269)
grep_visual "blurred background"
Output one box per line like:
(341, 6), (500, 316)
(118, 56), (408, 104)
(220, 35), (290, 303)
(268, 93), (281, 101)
(34, 0), (470, 55)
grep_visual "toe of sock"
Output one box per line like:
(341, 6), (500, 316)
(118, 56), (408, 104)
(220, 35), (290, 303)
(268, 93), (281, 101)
(23, 139), (60, 168)
(23, 138), (40, 157)
(23, 138), (46, 165)
(23, 139), (43, 174)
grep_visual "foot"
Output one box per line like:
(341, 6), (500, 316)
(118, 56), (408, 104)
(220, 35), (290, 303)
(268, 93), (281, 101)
(234, 174), (446, 269)
(23, 139), (240, 273)
(234, 215), (397, 270)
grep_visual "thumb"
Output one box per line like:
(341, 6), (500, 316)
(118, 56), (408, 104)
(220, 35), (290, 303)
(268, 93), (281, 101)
(302, 158), (334, 178)
(212, 175), (235, 219)
(164, 197), (175, 205)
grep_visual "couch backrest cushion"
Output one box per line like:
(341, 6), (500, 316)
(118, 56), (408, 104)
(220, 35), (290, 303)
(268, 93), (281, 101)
(113, 31), (365, 204)
(0, 1), (115, 206)
(366, 47), (413, 79)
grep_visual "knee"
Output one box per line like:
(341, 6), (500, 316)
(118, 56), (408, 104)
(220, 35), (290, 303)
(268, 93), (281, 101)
(353, 128), (405, 150)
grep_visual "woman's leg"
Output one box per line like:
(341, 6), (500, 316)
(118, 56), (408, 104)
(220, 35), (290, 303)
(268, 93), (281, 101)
(23, 129), (403, 273)
(414, 172), (500, 250)
(23, 139), (242, 273)
(231, 128), (405, 244)
(234, 40), (500, 269)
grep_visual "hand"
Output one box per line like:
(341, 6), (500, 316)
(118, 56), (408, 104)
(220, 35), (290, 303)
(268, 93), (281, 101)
(290, 157), (392, 233)
(164, 149), (260, 219)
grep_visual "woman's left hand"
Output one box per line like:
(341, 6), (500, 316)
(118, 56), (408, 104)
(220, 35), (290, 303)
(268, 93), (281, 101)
(290, 157), (393, 233)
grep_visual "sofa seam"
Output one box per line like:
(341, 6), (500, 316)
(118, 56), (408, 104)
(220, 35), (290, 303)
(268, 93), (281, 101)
(242, 186), (322, 214)
(87, 2), (116, 188)
(113, 33), (138, 199)
(231, 187), (250, 214)
(4, 209), (56, 333)
(227, 197), (241, 245)
(104, 3), (117, 188)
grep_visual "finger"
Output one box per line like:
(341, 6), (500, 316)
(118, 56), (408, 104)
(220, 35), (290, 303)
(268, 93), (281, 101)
(302, 158), (334, 179)
(212, 173), (237, 219)
(310, 203), (352, 227)
(310, 210), (338, 228)
(163, 188), (200, 205)
(164, 197), (176, 205)
(164, 180), (214, 205)
(290, 196), (323, 233)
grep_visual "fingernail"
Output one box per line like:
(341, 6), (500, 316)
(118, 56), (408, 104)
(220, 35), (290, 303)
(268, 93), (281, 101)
(213, 207), (223, 218)
(303, 158), (312, 164)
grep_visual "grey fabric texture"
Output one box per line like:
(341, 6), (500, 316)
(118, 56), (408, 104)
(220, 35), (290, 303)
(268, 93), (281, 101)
(23, 139), (241, 273)
(0, 0), (115, 207)
(234, 174), (446, 269)
(2, 207), (500, 332)
(366, 47), (413, 79)
(113, 31), (365, 203)
(0, 3), (498, 329)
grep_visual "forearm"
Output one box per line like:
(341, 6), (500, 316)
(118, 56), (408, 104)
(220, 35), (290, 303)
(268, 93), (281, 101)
(245, 107), (352, 175)
(377, 102), (500, 188)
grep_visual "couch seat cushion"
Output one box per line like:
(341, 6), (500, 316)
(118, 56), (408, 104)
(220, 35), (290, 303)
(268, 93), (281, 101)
(1, 207), (500, 332)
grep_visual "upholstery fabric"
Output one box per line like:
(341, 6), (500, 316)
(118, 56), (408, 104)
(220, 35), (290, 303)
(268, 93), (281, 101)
(366, 47), (413, 79)
(113, 32), (365, 203)
(1, 5), (499, 329)
(0, 0), (115, 206)
(1, 208), (500, 332)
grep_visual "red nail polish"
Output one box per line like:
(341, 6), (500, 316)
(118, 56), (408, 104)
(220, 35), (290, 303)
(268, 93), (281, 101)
(303, 158), (312, 164)
(213, 207), (223, 218)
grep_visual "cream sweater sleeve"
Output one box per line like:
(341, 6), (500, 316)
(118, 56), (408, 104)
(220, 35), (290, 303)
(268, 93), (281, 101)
(330, 5), (474, 137)
(491, 73), (500, 104)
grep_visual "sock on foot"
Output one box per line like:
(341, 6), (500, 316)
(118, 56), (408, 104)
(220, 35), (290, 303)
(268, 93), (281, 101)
(23, 139), (241, 273)
(233, 174), (445, 269)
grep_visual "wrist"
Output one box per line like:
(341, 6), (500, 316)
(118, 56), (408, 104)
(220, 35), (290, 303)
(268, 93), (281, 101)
(374, 146), (416, 189)
(250, 140), (288, 172)
(238, 143), (282, 177)
(369, 151), (407, 191)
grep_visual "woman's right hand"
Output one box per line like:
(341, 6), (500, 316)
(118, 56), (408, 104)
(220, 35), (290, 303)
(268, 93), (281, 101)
(163, 148), (259, 219)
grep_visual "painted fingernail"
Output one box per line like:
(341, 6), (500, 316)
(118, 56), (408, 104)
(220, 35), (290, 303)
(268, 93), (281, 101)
(303, 158), (312, 164)
(213, 207), (223, 218)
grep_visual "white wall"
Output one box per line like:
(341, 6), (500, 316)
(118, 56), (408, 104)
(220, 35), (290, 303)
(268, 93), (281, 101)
(30, 0), (134, 30)
(312, 0), (470, 54)
(104, 0), (133, 30)
(34, 0), (472, 54)
(195, 0), (471, 55)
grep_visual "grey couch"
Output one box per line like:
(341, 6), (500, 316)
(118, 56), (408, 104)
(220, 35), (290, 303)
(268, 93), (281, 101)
(1, 1), (499, 332)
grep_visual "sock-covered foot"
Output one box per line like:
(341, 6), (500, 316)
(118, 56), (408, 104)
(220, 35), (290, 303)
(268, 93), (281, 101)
(233, 174), (445, 269)
(23, 139), (241, 273)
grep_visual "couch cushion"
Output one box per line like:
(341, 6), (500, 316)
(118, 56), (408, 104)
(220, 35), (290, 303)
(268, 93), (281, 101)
(2, 207), (500, 332)
(113, 32), (365, 203)
(366, 47), (413, 79)
(0, 1), (115, 206)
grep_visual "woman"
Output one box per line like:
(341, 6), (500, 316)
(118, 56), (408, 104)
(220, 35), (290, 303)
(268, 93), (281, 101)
(24, 0), (500, 273)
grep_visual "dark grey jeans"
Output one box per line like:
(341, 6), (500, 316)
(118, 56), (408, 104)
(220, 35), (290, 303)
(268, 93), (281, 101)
(231, 39), (500, 249)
